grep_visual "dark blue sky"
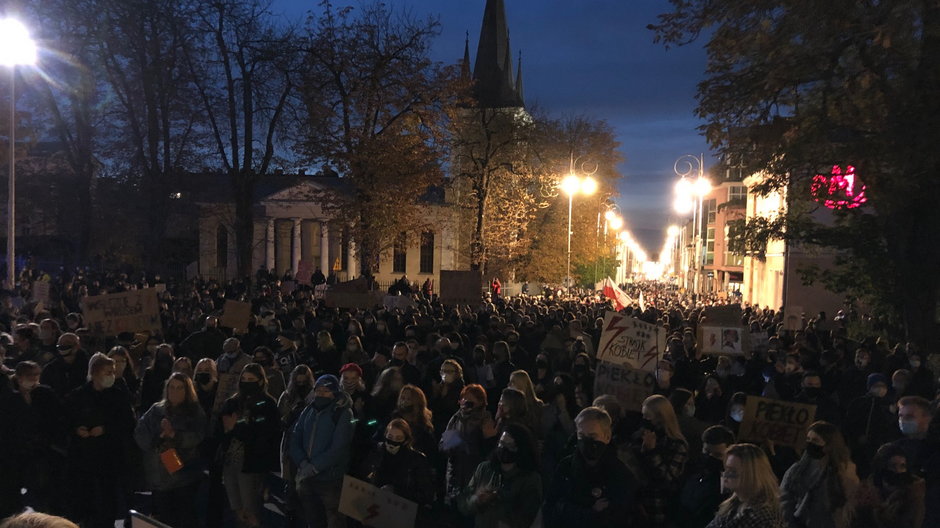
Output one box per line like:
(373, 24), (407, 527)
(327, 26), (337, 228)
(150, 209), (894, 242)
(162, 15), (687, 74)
(272, 0), (711, 251)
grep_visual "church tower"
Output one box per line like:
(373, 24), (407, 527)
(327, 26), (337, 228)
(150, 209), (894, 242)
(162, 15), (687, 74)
(471, 0), (525, 109)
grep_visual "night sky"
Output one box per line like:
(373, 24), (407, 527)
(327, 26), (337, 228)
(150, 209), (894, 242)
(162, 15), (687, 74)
(272, 0), (711, 252)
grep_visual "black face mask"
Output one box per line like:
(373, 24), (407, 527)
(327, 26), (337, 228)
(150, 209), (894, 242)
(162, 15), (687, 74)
(497, 446), (517, 464)
(239, 381), (260, 395)
(474, 357), (485, 366)
(384, 438), (405, 447)
(805, 443), (826, 459)
(155, 358), (173, 372)
(296, 382), (312, 396)
(536, 360), (548, 369)
(881, 470), (914, 488)
(640, 418), (657, 432)
(573, 364), (587, 374)
(390, 358), (405, 367)
(195, 373), (212, 385)
(399, 404), (415, 414)
(313, 396), (333, 410)
(461, 401), (475, 411)
(803, 387), (822, 399)
(577, 437), (606, 462)
(704, 456), (724, 475)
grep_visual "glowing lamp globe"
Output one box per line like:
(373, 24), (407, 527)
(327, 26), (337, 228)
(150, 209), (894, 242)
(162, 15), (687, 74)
(608, 216), (623, 231)
(811, 165), (867, 209)
(580, 176), (598, 196)
(0, 18), (37, 66)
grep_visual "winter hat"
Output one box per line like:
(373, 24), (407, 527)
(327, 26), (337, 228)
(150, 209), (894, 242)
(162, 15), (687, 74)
(315, 374), (341, 394)
(867, 373), (889, 391)
(339, 363), (363, 377)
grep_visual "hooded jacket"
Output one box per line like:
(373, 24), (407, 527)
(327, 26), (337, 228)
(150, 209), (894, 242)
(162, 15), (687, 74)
(289, 390), (354, 483)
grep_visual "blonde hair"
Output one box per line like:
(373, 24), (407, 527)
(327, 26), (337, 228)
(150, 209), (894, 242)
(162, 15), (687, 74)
(643, 394), (686, 443)
(0, 512), (79, 528)
(716, 443), (781, 518)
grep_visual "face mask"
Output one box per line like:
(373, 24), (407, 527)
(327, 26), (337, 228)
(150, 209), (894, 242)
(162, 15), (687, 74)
(705, 456), (724, 474)
(910, 360), (921, 369)
(239, 381), (260, 394)
(474, 357), (484, 366)
(803, 387), (821, 399)
(573, 364), (587, 373)
(684, 404), (696, 417)
(100, 374), (116, 389)
(399, 404), (415, 414)
(577, 437), (605, 462)
(39, 329), (52, 341)
(882, 470), (913, 488)
(899, 419), (920, 436)
(385, 437), (404, 455)
(376, 324), (386, 332)
(536, 360), (548, 369)
(730, 409), (745, 423)
(296, 382), (312, 396)
(195, 373), (212, 385)
(497, 445), (517, 464)
(225, 350), (239, 358)
(390, 358), (405, 367)
(640, 418), (657, 431)
(805, 443), (826, 459)
(348, 325), (358, 334)
(313, 396), (333, 410)
(67, 321), (79, 330)
(856, 360), (869, 369)
(871, 386), (887, 398)
(57, 345), (74, 356)
(461, 400), (475, 412)
(19, 379), (38, 391)
(893, 383), (907, 393)
(716, 368), (730, 378)
(342, 381), (359, 393)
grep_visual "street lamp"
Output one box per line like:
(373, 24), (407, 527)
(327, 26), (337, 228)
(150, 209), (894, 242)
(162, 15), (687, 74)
(1, 18), (37, 289)
(673, 154), (711, 296)
(561, 157), (597, 296)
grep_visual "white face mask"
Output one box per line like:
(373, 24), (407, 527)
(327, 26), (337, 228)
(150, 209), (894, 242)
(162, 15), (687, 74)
(730, 409), (745, 423)
(684, 404), (696, 417)
(100, 374), (116, 389)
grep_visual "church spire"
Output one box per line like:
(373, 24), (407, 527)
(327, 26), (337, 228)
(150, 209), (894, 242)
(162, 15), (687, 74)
(461, 31), (471, 80)
(516, 50), (524, 105)
(472, 0), (523, 108)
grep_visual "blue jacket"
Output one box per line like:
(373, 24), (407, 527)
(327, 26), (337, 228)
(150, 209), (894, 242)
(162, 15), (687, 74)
(289, 391), (354, 483)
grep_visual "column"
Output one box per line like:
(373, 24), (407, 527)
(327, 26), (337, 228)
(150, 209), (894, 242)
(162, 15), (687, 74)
(265, 218), (275, 271)
(291, 217), (302, 277)
(320, 222), (330, 274)
(347, 233), (358, 280)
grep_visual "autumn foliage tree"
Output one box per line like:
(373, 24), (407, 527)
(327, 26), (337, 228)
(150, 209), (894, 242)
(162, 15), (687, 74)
(651, 0), (940, 348)
(299, 1), (459, 278)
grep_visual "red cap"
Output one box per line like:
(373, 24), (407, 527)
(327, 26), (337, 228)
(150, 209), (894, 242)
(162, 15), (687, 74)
(339, 363), (363, 377)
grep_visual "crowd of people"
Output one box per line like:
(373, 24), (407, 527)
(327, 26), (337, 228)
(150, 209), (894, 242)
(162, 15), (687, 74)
(0, 268), (938, 528)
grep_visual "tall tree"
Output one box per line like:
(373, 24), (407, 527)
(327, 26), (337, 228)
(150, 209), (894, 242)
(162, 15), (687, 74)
(652, 0), (940, 348)
(186, 0), (300, 278)
(300, 1), (459, 278)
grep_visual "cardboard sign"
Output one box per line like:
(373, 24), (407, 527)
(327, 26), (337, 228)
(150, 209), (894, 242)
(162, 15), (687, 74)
(295, 260), (314, 284)
(154, 283), (167, 294)
(323, 291), (384, 309)
(439, 270), (483, 306)
(698, 326), (749, 356)
(338, 475), (418, 528)
(213, 373), (240, 414)
(314, 284), (329, 300)
(738, 396), (817, 448)
(383, 295), (416, 311)
(32, 281), (51, 304)
(593, 360), (656, 412)
(596, 312), (664, 371)
(83, 289), (162, 336)
(220, 300), (252, 333)
(702, 304), (742, 326)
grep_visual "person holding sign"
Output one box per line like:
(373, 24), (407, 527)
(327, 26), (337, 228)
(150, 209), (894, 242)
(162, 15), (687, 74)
(360, 419), (435, 526)
(706, 443), (784, 528)
(779, 422), (859, 528)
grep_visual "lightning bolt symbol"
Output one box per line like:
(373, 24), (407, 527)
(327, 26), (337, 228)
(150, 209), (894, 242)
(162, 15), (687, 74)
(365, 504), (380, 521)
(601, 315), (629, 357)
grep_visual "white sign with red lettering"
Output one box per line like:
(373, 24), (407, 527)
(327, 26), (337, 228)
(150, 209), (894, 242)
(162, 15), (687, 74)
(338, 475), (417, 528)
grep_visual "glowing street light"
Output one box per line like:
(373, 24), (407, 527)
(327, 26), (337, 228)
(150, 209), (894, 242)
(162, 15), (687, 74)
(1, 17), (37, 289)
(673, 154), (711, 295)
(561, 156), (597, 294)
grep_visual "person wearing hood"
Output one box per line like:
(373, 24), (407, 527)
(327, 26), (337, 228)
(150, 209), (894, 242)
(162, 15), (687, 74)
(794, 371), (841, 426)
(843, 373), (901, 477)
(441, 384), (497, 505)
(289, 374), (354, 528)
(40, 332), (89, 398)
(218, 363), (280, 528)
(543, 407), (638, 528)
(216, 337), (251, 375)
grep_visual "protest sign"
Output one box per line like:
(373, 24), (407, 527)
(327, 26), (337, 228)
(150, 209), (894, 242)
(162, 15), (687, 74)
(314, 284), (329, 300)
(83, 289), (162, 335)
(295, 259), (313, 284)
(220, 300), (252, 333)
(738, 396), (816, 448)
(338, 475), (417, 528)
(32, 281), (51, 304)
(439, 271), (483, 306)
(593, 360), (656, 412)
(596, 312), (664, 371)
(698, 326), (749, 356)
(213, 373), (241, 414)
(324, 291), (384, 309)
(383, 295), (416, 311)
(701, 304), (742, 326)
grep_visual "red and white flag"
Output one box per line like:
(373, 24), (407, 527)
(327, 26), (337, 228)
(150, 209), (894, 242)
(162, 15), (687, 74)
(601, 277), (632, 311)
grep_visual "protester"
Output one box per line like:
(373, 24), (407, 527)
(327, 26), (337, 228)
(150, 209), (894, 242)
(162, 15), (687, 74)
(706, 443), (785, 528)
(360, 419), (435, 525)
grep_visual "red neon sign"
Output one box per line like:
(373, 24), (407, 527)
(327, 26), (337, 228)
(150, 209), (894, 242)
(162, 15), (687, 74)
(811, 165), (867, 209)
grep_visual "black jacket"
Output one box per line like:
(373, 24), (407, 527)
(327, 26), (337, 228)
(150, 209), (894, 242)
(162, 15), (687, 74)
(360, 445), (435, 505)
(219, 391), (280, 473)
(543, 445), (638, 528)
(64, 382), (136, 473)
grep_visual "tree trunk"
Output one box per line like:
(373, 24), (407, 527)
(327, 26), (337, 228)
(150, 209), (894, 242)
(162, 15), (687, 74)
(234, 173), (255, 278)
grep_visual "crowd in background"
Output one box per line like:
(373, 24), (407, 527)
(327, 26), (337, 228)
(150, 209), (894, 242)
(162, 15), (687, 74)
(0, 267), (938, 528)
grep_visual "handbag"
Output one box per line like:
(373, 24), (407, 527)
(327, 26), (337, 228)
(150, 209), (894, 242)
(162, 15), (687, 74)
(160, 448), (184, 474)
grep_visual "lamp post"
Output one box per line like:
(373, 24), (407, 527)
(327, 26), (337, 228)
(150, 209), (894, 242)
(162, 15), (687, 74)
(595, 206), (622, 283)
(673, 154), (711, 296)
(1, 18), (37, 290)
(561, 155), (597, 296)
